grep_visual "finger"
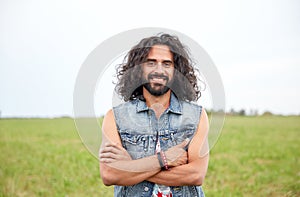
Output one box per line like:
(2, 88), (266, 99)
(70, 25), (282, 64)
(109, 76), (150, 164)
(100, 151), (131, 162)
(99, 152), (118, 160)
(100, 157), (116, 163)
(105, 143), (124, 151)
(176, 138), (190, 148)
(101, 143), (124, 152)
(100, 146), (122, 155)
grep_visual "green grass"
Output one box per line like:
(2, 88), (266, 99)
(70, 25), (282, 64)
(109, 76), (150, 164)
(205, 116), (300, 196)
(0, 116), (299, 196)
(0, 118), (113, 197)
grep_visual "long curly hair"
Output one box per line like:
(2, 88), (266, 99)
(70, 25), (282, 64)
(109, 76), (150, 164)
(115, 33), (201, 102)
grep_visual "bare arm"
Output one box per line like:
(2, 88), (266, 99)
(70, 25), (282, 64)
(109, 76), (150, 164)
(146, 108), (210, 186)
(99, 109), (187, 186)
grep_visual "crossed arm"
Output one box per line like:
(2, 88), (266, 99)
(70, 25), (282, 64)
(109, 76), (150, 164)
(99, 108), (209, 186)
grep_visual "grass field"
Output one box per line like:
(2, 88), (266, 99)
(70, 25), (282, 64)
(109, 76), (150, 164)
(0, 116), (299, 196)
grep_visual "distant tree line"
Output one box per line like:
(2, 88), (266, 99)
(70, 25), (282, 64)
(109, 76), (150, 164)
(226, 108), (276, 116)
(206, 108), (279, 116)
(228, 108), (259, 116)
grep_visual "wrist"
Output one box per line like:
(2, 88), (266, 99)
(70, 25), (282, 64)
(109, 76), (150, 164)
(157, 152), (164, 168)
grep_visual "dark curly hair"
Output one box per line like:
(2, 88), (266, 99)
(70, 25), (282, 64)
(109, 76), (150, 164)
(115, 33), (201, 102)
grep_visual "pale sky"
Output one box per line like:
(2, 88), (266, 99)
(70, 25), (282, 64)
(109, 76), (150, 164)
(1, 0), (299, 117)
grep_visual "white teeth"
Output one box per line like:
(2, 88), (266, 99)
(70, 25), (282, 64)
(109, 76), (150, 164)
(150, 78), (165, 84)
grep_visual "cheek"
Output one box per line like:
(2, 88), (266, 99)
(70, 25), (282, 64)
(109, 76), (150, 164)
(167, 69), (174, 80)
(142, 73), (148, 81)
(141, 71), (148, 81)
(142, 67), (152, 79)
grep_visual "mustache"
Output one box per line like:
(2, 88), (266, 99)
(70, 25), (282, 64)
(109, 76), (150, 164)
(148, 73), (169, 81)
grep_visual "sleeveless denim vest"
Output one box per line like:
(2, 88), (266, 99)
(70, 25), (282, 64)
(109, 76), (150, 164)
(113, 93), (205, 197)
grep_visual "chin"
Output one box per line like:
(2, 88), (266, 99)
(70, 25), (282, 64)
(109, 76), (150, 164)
(147, 87), (170, 97)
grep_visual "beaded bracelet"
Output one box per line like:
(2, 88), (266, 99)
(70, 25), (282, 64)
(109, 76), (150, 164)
(160, 151), (169, 170)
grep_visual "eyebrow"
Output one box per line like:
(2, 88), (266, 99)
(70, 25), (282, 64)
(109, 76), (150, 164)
(146, 58), (173, 64)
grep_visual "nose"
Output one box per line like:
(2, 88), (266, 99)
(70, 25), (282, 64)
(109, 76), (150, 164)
(154, 62), (164, 72)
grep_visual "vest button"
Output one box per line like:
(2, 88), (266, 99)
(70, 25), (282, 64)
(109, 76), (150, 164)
(144, 186), (149, 191)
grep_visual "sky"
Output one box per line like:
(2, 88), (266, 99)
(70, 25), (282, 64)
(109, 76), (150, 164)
(0, 0), (299, 117)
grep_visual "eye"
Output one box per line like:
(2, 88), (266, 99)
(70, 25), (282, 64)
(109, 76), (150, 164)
(163, 62), (172, 68)
(145, 61), (155, 67)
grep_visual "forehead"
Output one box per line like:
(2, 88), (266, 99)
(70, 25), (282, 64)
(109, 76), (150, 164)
(147, 45), (173, 60)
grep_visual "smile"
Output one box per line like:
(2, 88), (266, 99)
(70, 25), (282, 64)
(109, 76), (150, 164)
(148, 74), (169, 83)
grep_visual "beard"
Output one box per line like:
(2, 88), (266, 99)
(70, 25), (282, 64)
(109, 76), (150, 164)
(143, 83), (170, 96)
(143, 73), (173, 96)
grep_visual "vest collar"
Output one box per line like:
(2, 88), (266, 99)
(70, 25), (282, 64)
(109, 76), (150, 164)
(136, 92), (182, 114)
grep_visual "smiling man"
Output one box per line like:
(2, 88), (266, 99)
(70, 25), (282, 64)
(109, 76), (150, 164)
(99, 34), (209, 197)
(142, 45), (174, 97)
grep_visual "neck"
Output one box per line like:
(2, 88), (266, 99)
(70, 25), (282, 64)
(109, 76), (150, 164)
(143, 87), (171, 111)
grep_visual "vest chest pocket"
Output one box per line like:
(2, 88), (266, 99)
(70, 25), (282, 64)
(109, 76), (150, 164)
(174, 125), (195, 144)
(160, 125), (196, 149)
(119, 132), (150, 160)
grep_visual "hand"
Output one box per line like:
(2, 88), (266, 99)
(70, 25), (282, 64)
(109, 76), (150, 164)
(164, 138), (189, 167)
(99, 143), (132, 163)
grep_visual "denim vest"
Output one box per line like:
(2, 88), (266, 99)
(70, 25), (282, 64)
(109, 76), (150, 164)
(113, 93), (205, 197)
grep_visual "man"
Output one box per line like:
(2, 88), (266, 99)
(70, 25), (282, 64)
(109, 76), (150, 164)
(99, 33), (209, 197)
